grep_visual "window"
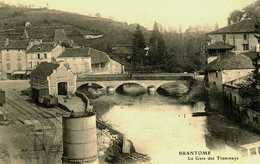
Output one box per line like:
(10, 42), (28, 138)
(243, 44), (249, 51)
(37, 54), (40, 59)
(253, 117), (259, 124)
(232, 35), (236, 50)
(241, 149), (248, 157)
(17, 54), (22, 61)
(250, 148), (257, 155)
(222, 34), (226, 43)
(29, 62), (33, 69)
(44, 53), (47, 59)
(215, 72), (218, 78)
(243, 34), (248, 41)
(17, 63), (22, 70)
(6, 54), (10, 61)
(6, 63), (11, 70)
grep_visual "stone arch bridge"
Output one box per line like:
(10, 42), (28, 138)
(76, 73), (195, 93)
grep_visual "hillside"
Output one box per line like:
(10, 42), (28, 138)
(0, 4), (147, 51)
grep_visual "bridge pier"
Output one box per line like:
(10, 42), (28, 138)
(106, 86), (115, 95)
(147, 86), (156, 95)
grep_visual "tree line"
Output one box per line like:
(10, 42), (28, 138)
(131, 22), (208, 73)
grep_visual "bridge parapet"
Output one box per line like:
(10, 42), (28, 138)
(77, 73), (194, 82)
(76, 73), (194, 94)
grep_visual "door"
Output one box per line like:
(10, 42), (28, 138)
(58, 82), (68, 95)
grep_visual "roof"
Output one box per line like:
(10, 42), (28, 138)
(208, 19), (257, 34)
(58, 47), (110, 64)
(207, 52), (255, 71)
(241, 51), (258, 61)
(27, 43), (56, 53)
(224, 74), (254, 89)
(0, 40), (29, 50)
(31, 62), (59, 80)
(207, 42), (234, 50)
(112, 47), (132, 55)
(58, 48), (90, 58)
(89, 48), (110, 64)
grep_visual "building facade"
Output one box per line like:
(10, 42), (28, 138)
(0, 40), (30, 79)
(206, 53), (255, 90)
(57, 47), (124, 75)
(223, 74), (260, 132)
(208, 19), (259, 53)
(89, 48), (124, 74)
(30, 62), (76, 102)
(56, 48), (92, 74)
(26, 43), (64, 70)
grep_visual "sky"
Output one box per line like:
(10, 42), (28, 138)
(1, 0), (257, 30)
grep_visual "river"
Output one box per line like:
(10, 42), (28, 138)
(92, 93), (260, 164)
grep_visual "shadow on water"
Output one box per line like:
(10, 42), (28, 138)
(115, 83), (146, 97)
(77, 83), (106, 99)
(156, 82), (189, 98)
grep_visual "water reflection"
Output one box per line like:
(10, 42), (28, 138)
(92, 94), (260, 163)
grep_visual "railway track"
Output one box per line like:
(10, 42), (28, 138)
(4, 91), (66, 131)
(5, 96), (56, 131)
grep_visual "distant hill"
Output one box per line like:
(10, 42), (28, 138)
(0, 4), (148, 51)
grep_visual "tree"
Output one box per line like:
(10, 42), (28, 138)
(149, 22), (167, 66)
(95, 12), (101, 17)
(228, 10), (244, 25)
(132, 24), (146, 67)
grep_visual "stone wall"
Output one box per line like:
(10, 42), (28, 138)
(208, 69), (254, 91)
(57, 57), (91, 74)
(208, 71), (223, 90)
(48, 64), (77, 96)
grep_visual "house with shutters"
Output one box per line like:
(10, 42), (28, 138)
(207, 19), (259, 64)
(0, 40), (30, 79)
(26, 42), (64, 70)
(208, 19), (259, 53)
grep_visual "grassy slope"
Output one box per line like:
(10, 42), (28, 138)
(0, 4), (147, 51)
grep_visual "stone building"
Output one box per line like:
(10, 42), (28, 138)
(208, 19), (259, 53)
(206, 52), (255, 90)
(57, 47), (124, 75)
(30, 62), (76, 102)
(0, 40), (30, 79)
(26, 42), (64, 70)
(56, 48), (92, 74)
(223, 73), (260, 132)
(90, 48), (124, 74)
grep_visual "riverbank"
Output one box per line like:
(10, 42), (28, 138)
(178, 80), (207, 104)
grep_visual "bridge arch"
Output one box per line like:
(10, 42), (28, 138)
(115, 82), (146, 96)
(77, 82), (105, 90)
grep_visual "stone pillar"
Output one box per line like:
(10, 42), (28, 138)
(147, 86), (156, 95)
(106, 86), (115, 95)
